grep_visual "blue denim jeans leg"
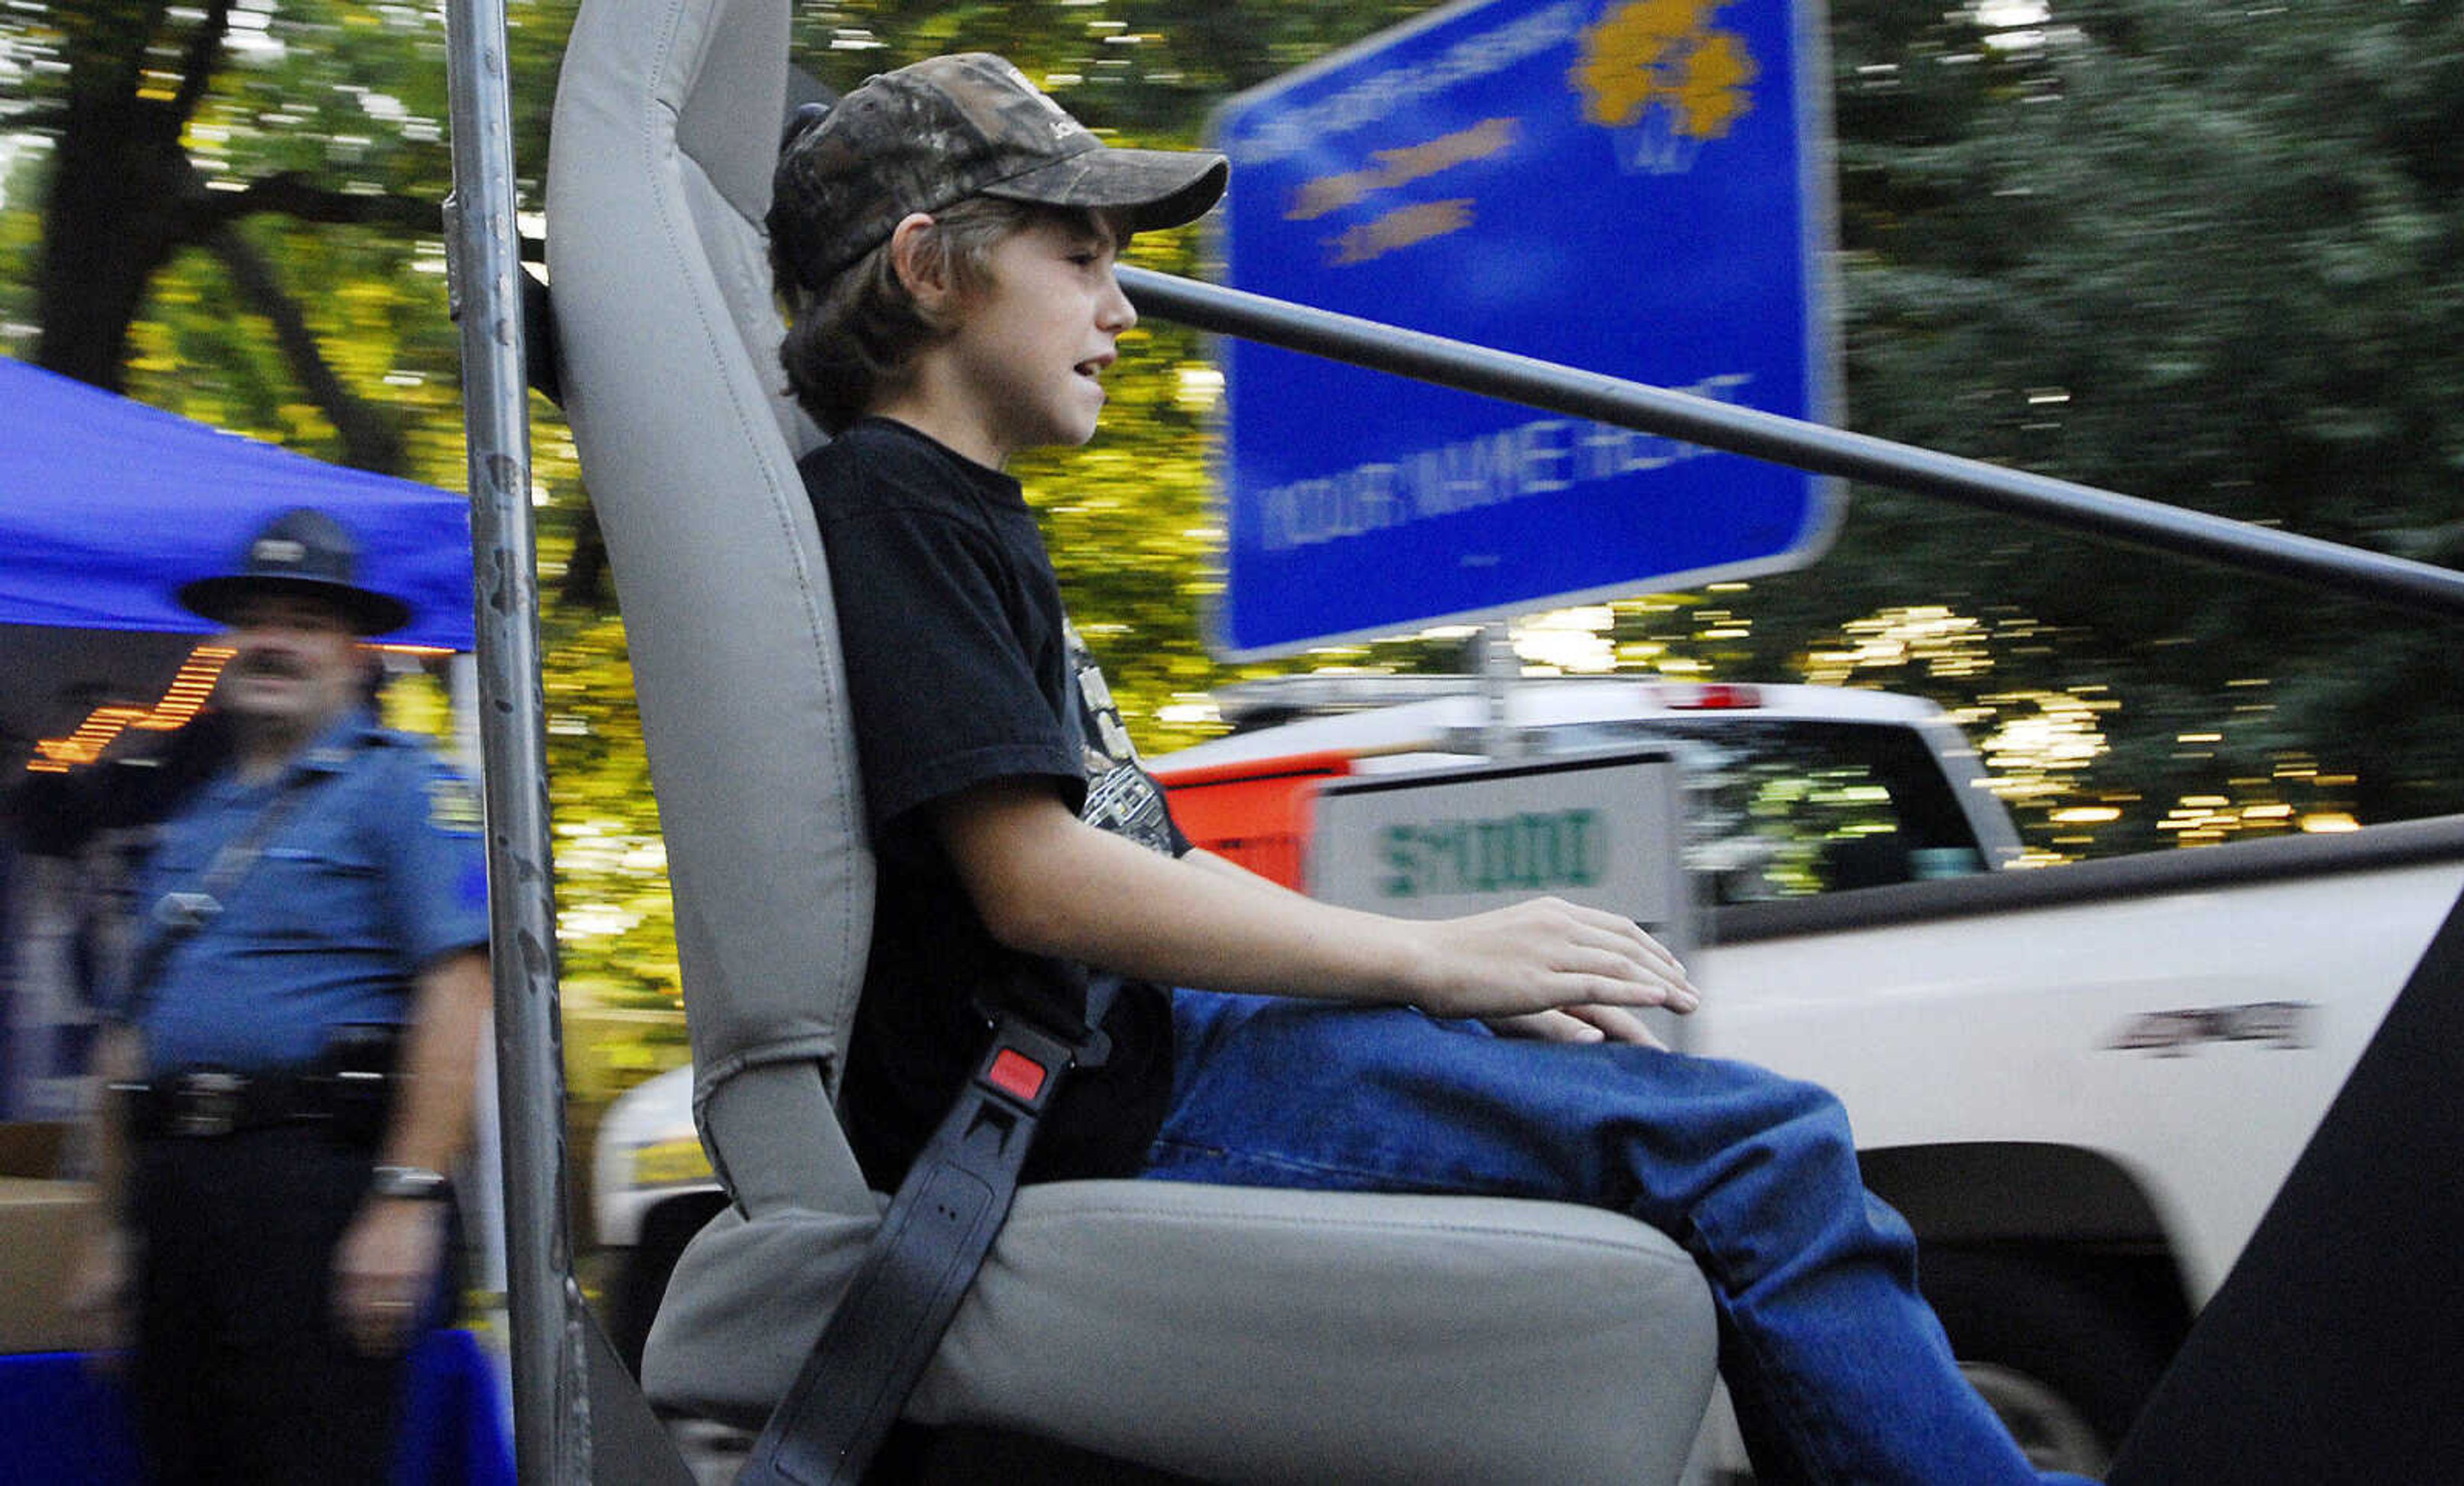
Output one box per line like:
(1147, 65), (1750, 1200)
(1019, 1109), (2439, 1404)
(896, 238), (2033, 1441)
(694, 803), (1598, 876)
(1138, 989), (2077, 1486)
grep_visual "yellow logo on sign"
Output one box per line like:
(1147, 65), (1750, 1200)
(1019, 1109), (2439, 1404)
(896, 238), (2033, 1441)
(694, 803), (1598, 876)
(1571, 0), (1758, 173)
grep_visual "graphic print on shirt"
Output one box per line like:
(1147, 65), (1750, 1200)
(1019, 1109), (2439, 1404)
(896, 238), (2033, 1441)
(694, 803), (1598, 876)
(1066, 619), (1178, 858)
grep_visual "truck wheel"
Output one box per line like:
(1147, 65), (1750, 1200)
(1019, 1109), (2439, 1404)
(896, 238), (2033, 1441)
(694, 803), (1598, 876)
(1919, 1248), (2179, 1476)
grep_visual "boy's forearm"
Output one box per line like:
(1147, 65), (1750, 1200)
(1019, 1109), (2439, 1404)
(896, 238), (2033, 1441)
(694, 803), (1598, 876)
(1115, 837), (1428, 1002)
(941, 780), (1695, 1028)
(1185, 847), (1312, 903)
(941, 783), (1427, 1005)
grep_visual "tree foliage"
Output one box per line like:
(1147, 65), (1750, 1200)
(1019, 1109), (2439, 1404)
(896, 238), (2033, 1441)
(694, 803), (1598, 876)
(1800, 0), (2464, 845)
(8, 0), (2462, 1084)
(0, 0), (572, 457)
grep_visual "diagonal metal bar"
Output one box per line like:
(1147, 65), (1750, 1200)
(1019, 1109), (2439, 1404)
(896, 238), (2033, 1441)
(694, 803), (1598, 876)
(1120, 266), (2464, 620)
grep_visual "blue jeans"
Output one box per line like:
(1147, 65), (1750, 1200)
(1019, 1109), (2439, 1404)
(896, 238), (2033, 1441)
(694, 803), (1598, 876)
(1138, 991), (2086, 1486)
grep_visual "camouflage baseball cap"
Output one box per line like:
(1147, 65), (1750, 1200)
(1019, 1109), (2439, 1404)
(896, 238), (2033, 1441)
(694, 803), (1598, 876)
(770, 53), (1228, 293)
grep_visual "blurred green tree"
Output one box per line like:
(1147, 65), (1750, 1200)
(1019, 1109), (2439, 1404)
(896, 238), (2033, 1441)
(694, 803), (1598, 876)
(8, 0), (2463, 1077)
(1786, 0), (2464, 845)
(1, 0), (574, 466)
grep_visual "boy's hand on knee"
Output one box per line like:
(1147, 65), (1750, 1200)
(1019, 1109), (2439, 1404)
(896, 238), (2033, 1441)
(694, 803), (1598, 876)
(1485, 1003), (1669, 1048)
(1410, 898), (1698, 1027)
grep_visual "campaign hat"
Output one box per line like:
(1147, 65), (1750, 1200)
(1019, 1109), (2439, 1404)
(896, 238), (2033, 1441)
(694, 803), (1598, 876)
(770, 53), (1228, 293)
(176, 507), (413, 636)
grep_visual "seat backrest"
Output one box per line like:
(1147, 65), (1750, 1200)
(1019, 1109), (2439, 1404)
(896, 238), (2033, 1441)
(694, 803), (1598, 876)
(545, 13), (1727, 1473)
(547, 0), (871, 1220)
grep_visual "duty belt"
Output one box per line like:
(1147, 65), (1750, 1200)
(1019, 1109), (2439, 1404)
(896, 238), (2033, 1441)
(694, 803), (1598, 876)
(117, 1068), (333, 1140)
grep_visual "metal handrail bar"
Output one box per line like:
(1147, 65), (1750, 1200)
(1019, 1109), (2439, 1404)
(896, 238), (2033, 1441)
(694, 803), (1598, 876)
(441, 0), (592, 1478)
(1119, 266), (2464, 620)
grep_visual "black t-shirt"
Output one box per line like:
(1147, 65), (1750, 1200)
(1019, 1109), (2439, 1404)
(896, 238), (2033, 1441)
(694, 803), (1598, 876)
(803, 418), (1180, 1190)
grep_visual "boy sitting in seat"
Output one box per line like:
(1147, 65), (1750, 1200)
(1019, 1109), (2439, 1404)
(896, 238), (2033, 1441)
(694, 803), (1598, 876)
(769, 51), (2088, 1485)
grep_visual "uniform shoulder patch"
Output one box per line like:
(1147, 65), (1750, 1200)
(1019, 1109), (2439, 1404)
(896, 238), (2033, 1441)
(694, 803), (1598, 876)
(426, 774), (485, 835)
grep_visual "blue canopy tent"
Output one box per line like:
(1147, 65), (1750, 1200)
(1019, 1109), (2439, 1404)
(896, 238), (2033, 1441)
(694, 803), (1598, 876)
(2, 347), (483, 1111)
(0, 355), (475, 762)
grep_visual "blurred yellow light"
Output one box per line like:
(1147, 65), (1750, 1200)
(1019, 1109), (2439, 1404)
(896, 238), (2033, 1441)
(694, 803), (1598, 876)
(2049, 807), (2121, 824)
(27, 643), (234, 772)
(2299, 813), (2360, 834)
(1174, 364), (1224, 413)
(628, 1136), (714, 1188)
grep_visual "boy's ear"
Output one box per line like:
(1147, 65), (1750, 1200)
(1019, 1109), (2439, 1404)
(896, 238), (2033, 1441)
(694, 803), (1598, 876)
(887, 212), (952, 311)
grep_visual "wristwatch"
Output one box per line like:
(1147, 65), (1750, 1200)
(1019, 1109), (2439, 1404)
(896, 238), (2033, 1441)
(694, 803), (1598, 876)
(370, 1164), (452, 1202)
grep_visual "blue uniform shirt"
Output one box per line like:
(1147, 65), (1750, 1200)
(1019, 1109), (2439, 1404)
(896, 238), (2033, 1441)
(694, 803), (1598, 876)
(128, 710), (489, 1075)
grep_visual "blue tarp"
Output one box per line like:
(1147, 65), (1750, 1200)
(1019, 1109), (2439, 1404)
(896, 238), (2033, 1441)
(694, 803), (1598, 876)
(0, 1329), (516, 1483)
(0, 357), (475, 650)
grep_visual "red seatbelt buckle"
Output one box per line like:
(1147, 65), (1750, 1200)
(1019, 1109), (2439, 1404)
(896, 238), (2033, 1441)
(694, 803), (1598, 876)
(986, 1047), (1048, 1105)
(971, 1013), (1074, 1114)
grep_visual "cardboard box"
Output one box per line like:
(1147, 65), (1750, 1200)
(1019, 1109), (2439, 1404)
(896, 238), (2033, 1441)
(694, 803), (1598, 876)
(0, 1123), (99, 1354)
(0, 1122), (69, 1179)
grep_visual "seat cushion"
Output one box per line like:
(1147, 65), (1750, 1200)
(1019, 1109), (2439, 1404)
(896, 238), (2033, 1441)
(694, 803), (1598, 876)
(649, 1179), (1717, 1484)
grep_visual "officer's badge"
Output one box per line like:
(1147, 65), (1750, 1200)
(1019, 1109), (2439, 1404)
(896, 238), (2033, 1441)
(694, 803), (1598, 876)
(427, 775), (484, 834)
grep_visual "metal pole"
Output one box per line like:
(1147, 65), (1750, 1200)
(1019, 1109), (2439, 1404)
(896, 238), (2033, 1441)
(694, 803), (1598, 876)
(1120, 266), (2464, 620)
(440, 0), (592, 1479)
(1475, 622), (1520, 760)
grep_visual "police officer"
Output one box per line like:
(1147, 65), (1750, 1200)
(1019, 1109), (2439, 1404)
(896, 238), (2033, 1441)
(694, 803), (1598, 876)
(67, 508), (491, 1484)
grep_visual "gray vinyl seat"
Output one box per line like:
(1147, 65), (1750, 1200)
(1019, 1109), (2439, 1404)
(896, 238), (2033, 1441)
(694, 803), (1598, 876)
(543, 0), (1720, 1478)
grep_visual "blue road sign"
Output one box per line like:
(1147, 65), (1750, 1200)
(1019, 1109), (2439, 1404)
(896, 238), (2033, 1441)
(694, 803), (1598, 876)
(1207, 0), (1838, 658)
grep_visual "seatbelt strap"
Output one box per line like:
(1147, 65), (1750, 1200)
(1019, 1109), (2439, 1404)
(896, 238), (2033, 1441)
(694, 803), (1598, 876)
(738, 988), (1113, 1486)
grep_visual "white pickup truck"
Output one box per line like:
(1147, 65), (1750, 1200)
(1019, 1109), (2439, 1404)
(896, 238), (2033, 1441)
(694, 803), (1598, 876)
(590, 673), (2464, 1476)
